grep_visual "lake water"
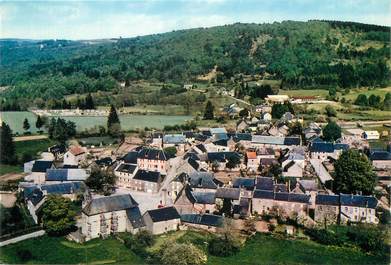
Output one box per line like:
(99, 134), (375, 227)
(0, 111), (192, 134)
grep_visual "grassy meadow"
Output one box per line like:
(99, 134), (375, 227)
(1, 231), (387, 265)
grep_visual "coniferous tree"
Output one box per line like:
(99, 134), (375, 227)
(23, 118), (30, 133)
(203, 100), (214, 120)
(85, 93), (95, 109)
(107, 104), (121, 136)
(35, 115), (44, 131)
(0, 122), (16, 164)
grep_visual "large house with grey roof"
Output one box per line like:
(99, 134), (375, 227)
(252, 190), (310, 217)
(309, 141), (349, 160)
(46, 168), (88, 183)
(314, 194), (378, 225)
(137, 147), (170, 174)
(81, 194), (144, 241)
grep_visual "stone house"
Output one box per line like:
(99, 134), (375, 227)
(340, 194), (378, 224)
(314, 194), (378, 225)
(252, 190), (310, 217)
(115, 163), (138, 188)
(309, 142), (349, 160)
(81, 194), (144, 241)
(314, 194), (340, 225)
(174, 185), (216, 214)
(143, 207), (181, 235)
(137, 148), (170, 174)
(128, 169), (164, 193)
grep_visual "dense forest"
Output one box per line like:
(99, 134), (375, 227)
(0, 20), (389, 108)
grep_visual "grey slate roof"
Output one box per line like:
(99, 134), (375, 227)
(163, 134), (186, 144)
(42, 181), (85, 195)
(207, 152), (241, 162)
(126, 207), (145, 228)
(192, 192), (216, 204)
(215, 187), (240, 200)
(370, 151), (391, 161)
(340, 194), (377, 208)
(46, 168), (88, 181)
(32, 160), (53, 173)
(122, 151), (138, 164)
(146, 206), (180, 222)
(181, 214), (223, 227)
(138, 148), (169, 161)
(315, 194), (340, 206)
(116, 163), (137, 174)
(188, 172), (219, 189)
(310, 142), (349, 153)
(133, 169), (163, 183)
(253, 190), (274, 199)
(83, 194), (138, 216)
(23, 186), (44, 206)
(253, 190), (310, 203)
(233, 178), (255, 190)
(256, 177), (274, 191)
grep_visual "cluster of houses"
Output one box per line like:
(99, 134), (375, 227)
(16, 116), (390, 242)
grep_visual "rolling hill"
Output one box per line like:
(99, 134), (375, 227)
(0, 20), (389, 108)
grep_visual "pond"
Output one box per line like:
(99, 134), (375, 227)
(0, 111), (192, 134)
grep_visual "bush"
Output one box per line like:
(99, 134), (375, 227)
(208, 237), (240, 257)
(305, 228), (344, 246)
(346, 226), (387, 254)
(17, 249), (32, 262)
(124, 231), (155, 258)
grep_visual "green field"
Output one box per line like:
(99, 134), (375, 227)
(15, 139), (56, 160)
(0, 164), (22, 175)
(0, 111), (192, 134)
(279, 89), (330, 98)
(1, 232), (386, 265)
(208, 233), (387, 265)
(341, 87), (391, 101)
(0, 236), (143, 264)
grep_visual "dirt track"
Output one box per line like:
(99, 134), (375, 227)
(13, 135), (48, 142)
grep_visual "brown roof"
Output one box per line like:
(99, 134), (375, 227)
(70, 146), (86, 156)
(247, 151), (257, 159)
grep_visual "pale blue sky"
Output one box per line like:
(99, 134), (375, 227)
(1, 0), (390, 40)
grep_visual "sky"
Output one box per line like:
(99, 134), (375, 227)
(1, 0), (390, 40)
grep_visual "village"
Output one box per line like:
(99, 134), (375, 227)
(0, 92), (386, 249)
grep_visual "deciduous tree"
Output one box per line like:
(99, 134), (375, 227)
(322, 121), (341, 141)
(40, 195), (76, 236)
(333, 149), (376, 195)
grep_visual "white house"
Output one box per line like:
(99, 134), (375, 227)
(143, 207), (181, 235)
(64, 146), (87, 166)
(363, 131), (380, 140)
(24, 160), (55, 184)
(339, 194), (378, 224)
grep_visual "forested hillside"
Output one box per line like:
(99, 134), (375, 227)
(0, 20), (389, 108)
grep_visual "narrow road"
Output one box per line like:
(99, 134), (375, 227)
(226, 95), (252, 106)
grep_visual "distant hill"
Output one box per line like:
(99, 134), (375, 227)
(0, 20), (389, 105)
